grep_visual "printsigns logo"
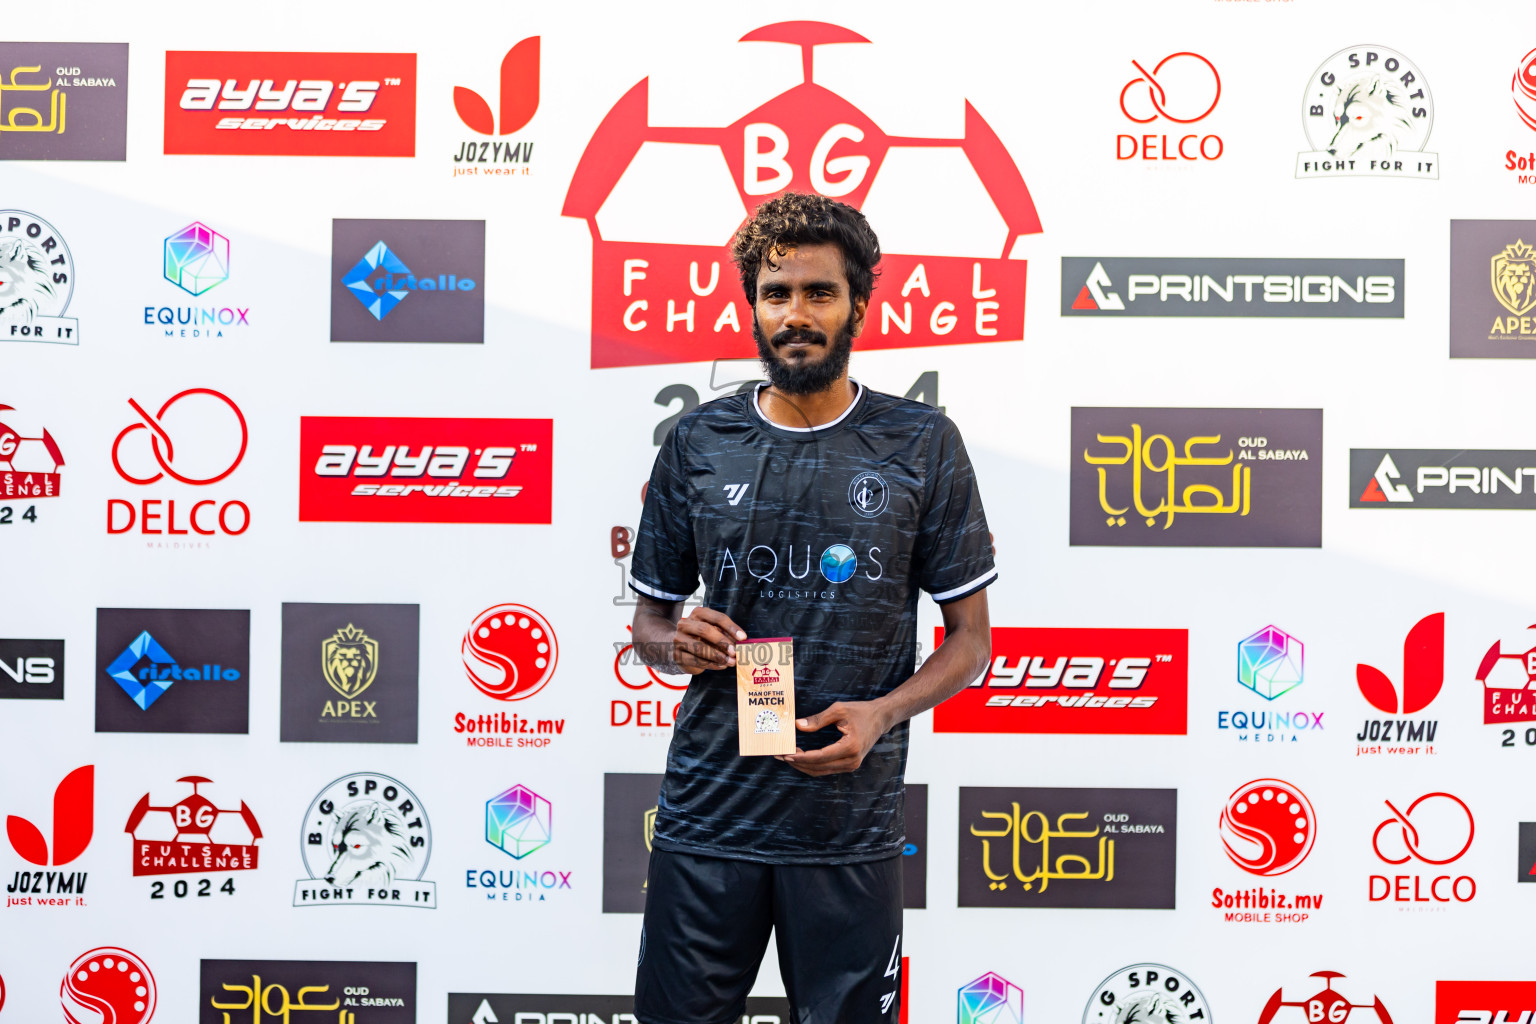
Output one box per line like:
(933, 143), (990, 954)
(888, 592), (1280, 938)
(280, 603), (418, 744)
(163, 51), (416, 156)
(958, 787), (1176, 909)
(451, 38), (537, 177)
(1070, 408), (1324, 548)
(1259, 973), (1394, 1024)
(1084, 965), (1208, 1024)
(1117, 52), (1222, 162)
(298, 416), (552, 524)
(959, 972), (1023, 1024)
(1369, 792), (1475, 904)
(294, 772), (435, 909)
(1451, 221), (1536, 357)
(0, 211), (77, 345)
(124, 777), (260, 884)
(95, 609), (250, 734)
(1220, 779), (1316, 876)
(202, 960), (415, 1023)
(1352, 448), (1536, 508)
(1061, 257), (1402, 317)
(0, 44), (129, 160)
(1298, 46), (1437, 179)
(448, 994), (790, 1023)
(330, 219), (484, 342)
(463, 604), (557, 701)
(562, 21), (1043, 368)
(934, 626), (1188, 735)
(63, 948), (155, 1024)
(1435, 981), (1536, 1024)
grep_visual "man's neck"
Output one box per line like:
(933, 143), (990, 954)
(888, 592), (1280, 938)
(759, 377), (857, 429)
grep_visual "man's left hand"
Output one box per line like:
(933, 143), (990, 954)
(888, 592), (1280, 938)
(776, 701), (892, 777)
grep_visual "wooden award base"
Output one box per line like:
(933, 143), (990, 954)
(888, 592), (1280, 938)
(736, 637), (796, 756)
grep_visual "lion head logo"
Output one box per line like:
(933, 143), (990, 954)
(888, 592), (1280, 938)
(0, 236), (62, 325)
(323, 799), (415, 888)
(321, 623), (378, 700)
(1492, 240), (1536, 317)
(1327, 74), (1415, 160)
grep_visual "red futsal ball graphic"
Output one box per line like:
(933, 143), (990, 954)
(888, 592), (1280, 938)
(62, 947), (156, 1024)
(1219, 779), (1316, 876)
(462, 603), (558, 701)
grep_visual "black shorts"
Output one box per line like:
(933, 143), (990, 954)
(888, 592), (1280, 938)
(634, 848), (903, 1024)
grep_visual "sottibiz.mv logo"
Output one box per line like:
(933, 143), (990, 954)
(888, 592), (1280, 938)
(163, 51), (416, 156)
(299, 417), (552, 523)
(933, 627), (1187, 735)
(562, 21), (1042, 368)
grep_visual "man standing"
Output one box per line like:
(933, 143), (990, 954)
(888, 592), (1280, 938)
(629, 193), (995, 1024)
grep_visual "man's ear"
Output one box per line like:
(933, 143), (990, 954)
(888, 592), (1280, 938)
(850, 294), (868, 338)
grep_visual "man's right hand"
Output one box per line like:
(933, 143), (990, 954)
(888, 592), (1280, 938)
(670, 607), (748, 674)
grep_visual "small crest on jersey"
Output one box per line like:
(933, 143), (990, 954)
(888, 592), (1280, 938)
(849, 471), (889, 518)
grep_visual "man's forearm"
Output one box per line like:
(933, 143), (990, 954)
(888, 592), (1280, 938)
(867, 623), (991, 732)
(632, 597), (683, 670)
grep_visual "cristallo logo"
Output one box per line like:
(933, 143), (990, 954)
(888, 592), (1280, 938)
(562, 20), (1043, 368)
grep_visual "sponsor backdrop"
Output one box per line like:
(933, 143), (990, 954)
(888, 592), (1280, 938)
(3, 2), (1536, 1022)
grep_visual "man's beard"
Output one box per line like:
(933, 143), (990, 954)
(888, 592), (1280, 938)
(753, 314), (854, 396)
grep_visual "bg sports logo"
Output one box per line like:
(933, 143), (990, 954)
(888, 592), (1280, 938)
(298, 416), (552, 524)
(933, 627), (1187, 735)
(163, 51), (416, 156)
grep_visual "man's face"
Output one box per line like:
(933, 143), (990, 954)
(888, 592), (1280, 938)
(752, 242), (867, 396)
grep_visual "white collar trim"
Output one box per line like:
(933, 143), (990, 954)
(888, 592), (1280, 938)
(752, 380), (864, 432)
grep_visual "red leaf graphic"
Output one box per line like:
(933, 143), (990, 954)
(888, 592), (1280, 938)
(453, 86), (495, 136)
(51, 764), (93, 866)
(497, 37), (540, 135)
(1357, 662), (1399, 714)
(1400, 613), (1444, 714)
(6, 814), (47, 866)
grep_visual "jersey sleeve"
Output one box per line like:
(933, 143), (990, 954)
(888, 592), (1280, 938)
(912, 415), (997, 603)
(629, 421), (701, 602)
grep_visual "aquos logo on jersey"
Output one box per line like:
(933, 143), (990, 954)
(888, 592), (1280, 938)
(294, 772), (435, 909)
(1352, 448), (1536, 507)
(299, 416), (552, 524)
(107, 389), (251, 541)
(562, 20), (1043, 369)
(163, 51), (416, 156)
(455, 604), (565, 750)
(933, 627), (1187, 735)
(1062, 257), (1402, 317)
(1437, 981), (1536, 1024)
(1298, 45), (1437, 179)
(0, 211), (78, 345)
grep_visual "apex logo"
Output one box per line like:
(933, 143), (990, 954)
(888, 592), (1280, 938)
(6, 765), (93, 866)
(1357, 613), (1443, 714)
(454, 38), (538, 136)
(1359, 453), (1413, 502)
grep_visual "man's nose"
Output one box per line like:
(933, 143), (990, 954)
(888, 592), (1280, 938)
(783, 291), (814, 330)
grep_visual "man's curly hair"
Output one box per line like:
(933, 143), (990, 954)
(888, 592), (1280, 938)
(730, 193), (881, 304)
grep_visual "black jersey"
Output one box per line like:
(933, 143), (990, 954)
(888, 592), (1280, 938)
(630, 383), (995, 864)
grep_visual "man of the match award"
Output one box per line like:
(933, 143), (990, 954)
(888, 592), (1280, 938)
(736, 637), (796, 756)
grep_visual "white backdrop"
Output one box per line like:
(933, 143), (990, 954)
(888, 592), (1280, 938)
(3, 1), (1536, 1021)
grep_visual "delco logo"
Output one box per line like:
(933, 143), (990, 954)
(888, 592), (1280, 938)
(298, 416), (552, 524)
(934, 627), (1188, 735)
(163, 51), (416, 156)
(562, 21), (1043, 368)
